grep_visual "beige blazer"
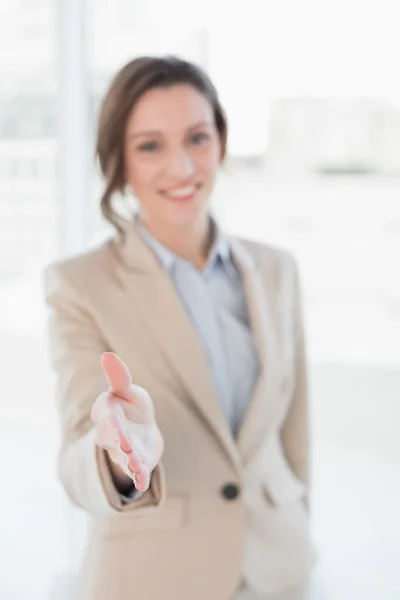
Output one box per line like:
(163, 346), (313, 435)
(44, 222), (317, 600)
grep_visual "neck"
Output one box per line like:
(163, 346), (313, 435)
(137, 212), (213, 269)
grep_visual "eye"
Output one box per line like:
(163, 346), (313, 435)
(190, 132), (210, 145)
(137, 141), (159, 153)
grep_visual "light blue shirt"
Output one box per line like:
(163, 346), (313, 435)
(137, 218), (260, 438)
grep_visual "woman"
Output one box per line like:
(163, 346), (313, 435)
(44, 56), (320, 600)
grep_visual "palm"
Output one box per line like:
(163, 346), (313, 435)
(92, 352), (163, 492)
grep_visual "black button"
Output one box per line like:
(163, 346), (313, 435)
(221, 483), (240, 500)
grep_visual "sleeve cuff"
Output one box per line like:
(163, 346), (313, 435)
(59, 426), (167, 516)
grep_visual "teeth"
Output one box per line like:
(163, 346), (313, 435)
(166, 186), (195, 198)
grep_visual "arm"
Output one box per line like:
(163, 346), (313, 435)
(279, 255), (311, 511)
(43, 263), (166, 517)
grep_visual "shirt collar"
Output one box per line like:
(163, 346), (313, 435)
(134, 215), (232, 274)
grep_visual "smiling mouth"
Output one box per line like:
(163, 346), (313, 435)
(161, 183), (201, 201)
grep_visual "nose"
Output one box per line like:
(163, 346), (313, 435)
(166, 149), (195, 179)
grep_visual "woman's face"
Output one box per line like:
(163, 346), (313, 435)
(124, 84), (222, 229)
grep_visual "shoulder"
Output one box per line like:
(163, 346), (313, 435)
(42, 237), (116, 298)
(233, 235), (299, 284)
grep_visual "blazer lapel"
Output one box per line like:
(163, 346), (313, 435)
(229, 240), (285, 465)
(113, 223), (241, 470)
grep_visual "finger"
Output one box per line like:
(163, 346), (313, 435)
(115, 434), (149, 480)
(134, 465), (150, 492)
(115, 408), (134, 453)
(114, 407), (148, 474)
(115, 439), (145, 480)
(124, 449), (144, 475)
(101, 352), (133, 400)
(116, 442), (150, 491)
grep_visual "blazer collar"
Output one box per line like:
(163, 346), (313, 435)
(110, 218), (282, 469)
(112, 215), (238, 275)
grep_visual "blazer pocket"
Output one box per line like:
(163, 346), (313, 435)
(96, 495), (188, 540)
(263, 468), (305, 507)
(261, 440), (306, 507)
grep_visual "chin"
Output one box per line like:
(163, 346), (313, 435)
(163, 202), (209, 229)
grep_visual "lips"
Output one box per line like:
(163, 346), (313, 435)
(162, 183), (200, 202)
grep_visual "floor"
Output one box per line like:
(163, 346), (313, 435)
(1, 348), (399, 600)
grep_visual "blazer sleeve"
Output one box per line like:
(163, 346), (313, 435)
(43, 262), (167, 517)
(279, 253), (311, 510)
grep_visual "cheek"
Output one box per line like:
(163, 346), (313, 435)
(198, 148), (221, 180)
(125, 156), (159, 192)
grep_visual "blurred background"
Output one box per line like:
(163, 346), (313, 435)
(0, 1), (399, 599)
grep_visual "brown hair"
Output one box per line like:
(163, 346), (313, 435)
(95, 55), (228, 235)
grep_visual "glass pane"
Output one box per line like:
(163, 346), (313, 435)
(0, 3), (62, 599)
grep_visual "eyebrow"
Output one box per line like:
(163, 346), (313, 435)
(127, 120), (213, 141)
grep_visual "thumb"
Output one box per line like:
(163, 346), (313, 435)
(101, 352), (133, 400)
